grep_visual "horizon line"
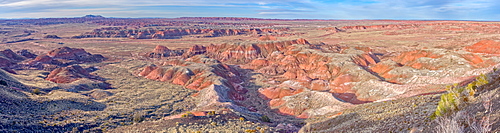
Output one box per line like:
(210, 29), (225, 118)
(0, 15), (497, 22)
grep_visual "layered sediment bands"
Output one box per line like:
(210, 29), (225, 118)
(182, 45), (207, 58)
(466, 40), (500, 54)
(361, 49), (497, 84)
(45, 65), (100, 83)
(318, 27), (344, 33)
(139, 38), (499, 119)
(16, 49), (37, 59)
(0, 49), (26, 68)
(258, 35), (277, 41)
(340, 24), (421, 31)
(72, 28), (286, 39)
(145, 45), (184, 58)
(142, 39), (310, 63)
(204, 38), (309, 63)
(138, 55), (247, 109)
(426, 22), (500, 33)
(0, 49), (36, 73)
(245, 41), (498, 117)
(28, 47), (105, 70)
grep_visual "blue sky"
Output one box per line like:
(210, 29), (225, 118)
(0, 0), (498, 20)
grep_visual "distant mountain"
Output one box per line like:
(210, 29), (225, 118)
(82, 15), (104, 18)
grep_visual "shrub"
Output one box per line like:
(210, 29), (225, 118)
(245, 129), (257, 133)
(132, 113), (145, 123)
(431, 74), (489, 120)
(181, 111), (193, 118)
(207, 111), (216, 117)
(435, 113), (465, 133)
(261, 115), (271, 122)
(0, 80), (7, 86)
(33, 89), (41, 95)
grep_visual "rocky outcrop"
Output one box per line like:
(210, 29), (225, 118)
(16, 49), (37, 59)
(258, 35), (277, 41)
(44, 35), (61, 39)
(0, 49), (33, 73)
(47, 47), (104, 62)
(238, 40), (498, 118)
(45, 65), (96, 83)
(182, 45), (206, 58)
(318, 27), (345, 33)
(145, 45), (183, 58)
(138, 38), (500, 119)
(205, 38), (310, 63)
(341, 24), (420, 31)
(0, 49), (26, 62)
(139, 55), (245, 103)
(72, 28), (286, 39)
(28, 47), (105, 70)
(360, 49), (497, 84)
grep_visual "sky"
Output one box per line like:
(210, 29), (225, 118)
(0, 0), (499, 20)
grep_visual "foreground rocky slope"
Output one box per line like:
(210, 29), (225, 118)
(301, 67), (499, 132)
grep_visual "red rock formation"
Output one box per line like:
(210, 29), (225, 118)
(16, 49), (37, 59)
(369, 61), (399, 82)
(26, 47), (104, 71)
(258, 35), (277, 41)
(1, 49), (25, 61)
(183, 45), (206, 58)
(0, 57), (15, 68)
(29, 47), (104, 65)
(138, 65), (157, 76)
(390, 50), (442, 70)
(318, 27), (344, 33)
(459, 53), (495, 68)
(172, 71), (192, 85)
(205, 39), (309, 63)
(465, 40), (500, 54)
(74, 28), (286, 39)
(352, 53), (379, 67)
(0, 49), (23, 69)
(139, 55), (245, 102)
(145, 45), (183, 58)
(44, 35), (61, 39)
(45, 65), (93, 83)
(0, 49), (35, 73)
(259, 87), (305, 100)
(341, 24), (420, 31)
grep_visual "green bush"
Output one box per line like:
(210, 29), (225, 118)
(261, 115), (271, 122)
(33, 89), (41, 95)
(431, 74), (489, 120)
(132, 113), (145, 123)
(181, 111), (193, 118)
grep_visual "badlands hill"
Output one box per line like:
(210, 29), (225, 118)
(0, 17), (498, 132)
